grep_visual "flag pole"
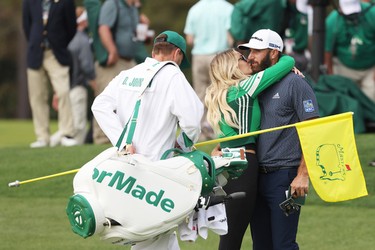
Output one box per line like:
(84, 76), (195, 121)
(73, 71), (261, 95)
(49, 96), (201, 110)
(194, 112), (353, 148)
(8, 169), (79, 188)
(8, 112), (353, 187)
(194, 123), (296, 148)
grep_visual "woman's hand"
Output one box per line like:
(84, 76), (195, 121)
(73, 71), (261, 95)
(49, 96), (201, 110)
(292, 67), (305, 78)
(211, 144), (223, 156)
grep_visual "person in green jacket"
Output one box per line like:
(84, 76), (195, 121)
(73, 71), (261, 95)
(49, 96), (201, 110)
(325, 0), (375, 102)
(205, 29), (295, 249)
(230, 0), (286, 46)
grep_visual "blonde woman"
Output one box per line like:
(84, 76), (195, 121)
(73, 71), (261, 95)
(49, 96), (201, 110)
(205, 48), (295, 249)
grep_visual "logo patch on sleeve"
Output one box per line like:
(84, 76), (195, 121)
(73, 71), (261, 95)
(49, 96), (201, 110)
(303, 100), (315, 112)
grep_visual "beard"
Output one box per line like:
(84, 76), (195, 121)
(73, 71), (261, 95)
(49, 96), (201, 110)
(250, 51), (272, 74)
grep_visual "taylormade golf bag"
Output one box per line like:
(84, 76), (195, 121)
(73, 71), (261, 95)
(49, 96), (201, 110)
(66, 147), (247, 245)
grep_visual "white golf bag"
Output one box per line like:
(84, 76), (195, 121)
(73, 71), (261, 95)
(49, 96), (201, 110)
(66, 147), (247, 245)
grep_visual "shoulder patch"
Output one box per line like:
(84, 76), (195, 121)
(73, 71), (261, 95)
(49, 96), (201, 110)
(303, 100), (315, 112)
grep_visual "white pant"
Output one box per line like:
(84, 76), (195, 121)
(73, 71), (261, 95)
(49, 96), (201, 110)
(69, 85), (88, 144)
(27, 49), (75, 142)
(333, 57), (375, 102)
(51, 85), (88, 145)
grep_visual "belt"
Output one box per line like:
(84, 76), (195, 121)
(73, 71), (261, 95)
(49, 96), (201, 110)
(259, 166), (297, 174)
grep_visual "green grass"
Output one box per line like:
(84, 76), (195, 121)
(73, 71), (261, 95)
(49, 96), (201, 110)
(0, 119), (374, 249)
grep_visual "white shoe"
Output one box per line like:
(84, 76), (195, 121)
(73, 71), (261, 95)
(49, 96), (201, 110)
(61, 136), (78, 147)
(50, 131), (63, 147)
(30, 140), (48, 148)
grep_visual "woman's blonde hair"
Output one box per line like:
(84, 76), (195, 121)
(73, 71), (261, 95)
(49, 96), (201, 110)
(205, 49), (249, 136)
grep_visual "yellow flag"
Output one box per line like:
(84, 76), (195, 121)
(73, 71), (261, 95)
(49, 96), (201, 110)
(295, 112), (368, 202)
(195, 112), (368, 202)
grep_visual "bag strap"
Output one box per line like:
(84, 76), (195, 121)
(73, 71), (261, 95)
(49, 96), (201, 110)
(115, 61), (176, 150)
(115, 99), (142, 149)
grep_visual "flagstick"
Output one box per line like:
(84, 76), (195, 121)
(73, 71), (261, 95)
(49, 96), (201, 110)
(8, 169), (79, 188)
(194, 112), (353, 148)
(8, 112), (353, 187)
(194, 123), (296, 148)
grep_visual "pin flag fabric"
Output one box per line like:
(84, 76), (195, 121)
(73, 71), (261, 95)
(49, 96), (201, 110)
(295, 112), (368, 202)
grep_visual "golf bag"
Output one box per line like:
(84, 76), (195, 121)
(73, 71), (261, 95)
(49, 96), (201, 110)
(66, 147), (247, 245)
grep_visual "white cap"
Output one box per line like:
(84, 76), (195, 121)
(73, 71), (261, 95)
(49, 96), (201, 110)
(339, 0), (361, 15)
(238, 29), (283, 52)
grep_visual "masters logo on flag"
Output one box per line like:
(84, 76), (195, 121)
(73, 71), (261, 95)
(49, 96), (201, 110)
(316, 143), (351, 181)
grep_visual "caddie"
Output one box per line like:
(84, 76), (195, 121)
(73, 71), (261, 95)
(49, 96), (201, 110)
(91, 30), (204, 249)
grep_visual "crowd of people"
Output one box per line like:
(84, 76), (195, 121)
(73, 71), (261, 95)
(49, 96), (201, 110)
(21, 0), (373, 249)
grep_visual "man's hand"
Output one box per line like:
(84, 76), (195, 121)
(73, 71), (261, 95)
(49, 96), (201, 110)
(52, 93), (59, 111)
(124, 144), (136, 154)
(107, 50), (119, 66)
(290, 156), (309, 198)
(290, 173), (309, 198)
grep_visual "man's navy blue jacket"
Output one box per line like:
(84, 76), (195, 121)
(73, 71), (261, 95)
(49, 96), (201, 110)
(22, 0), (77, 69)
